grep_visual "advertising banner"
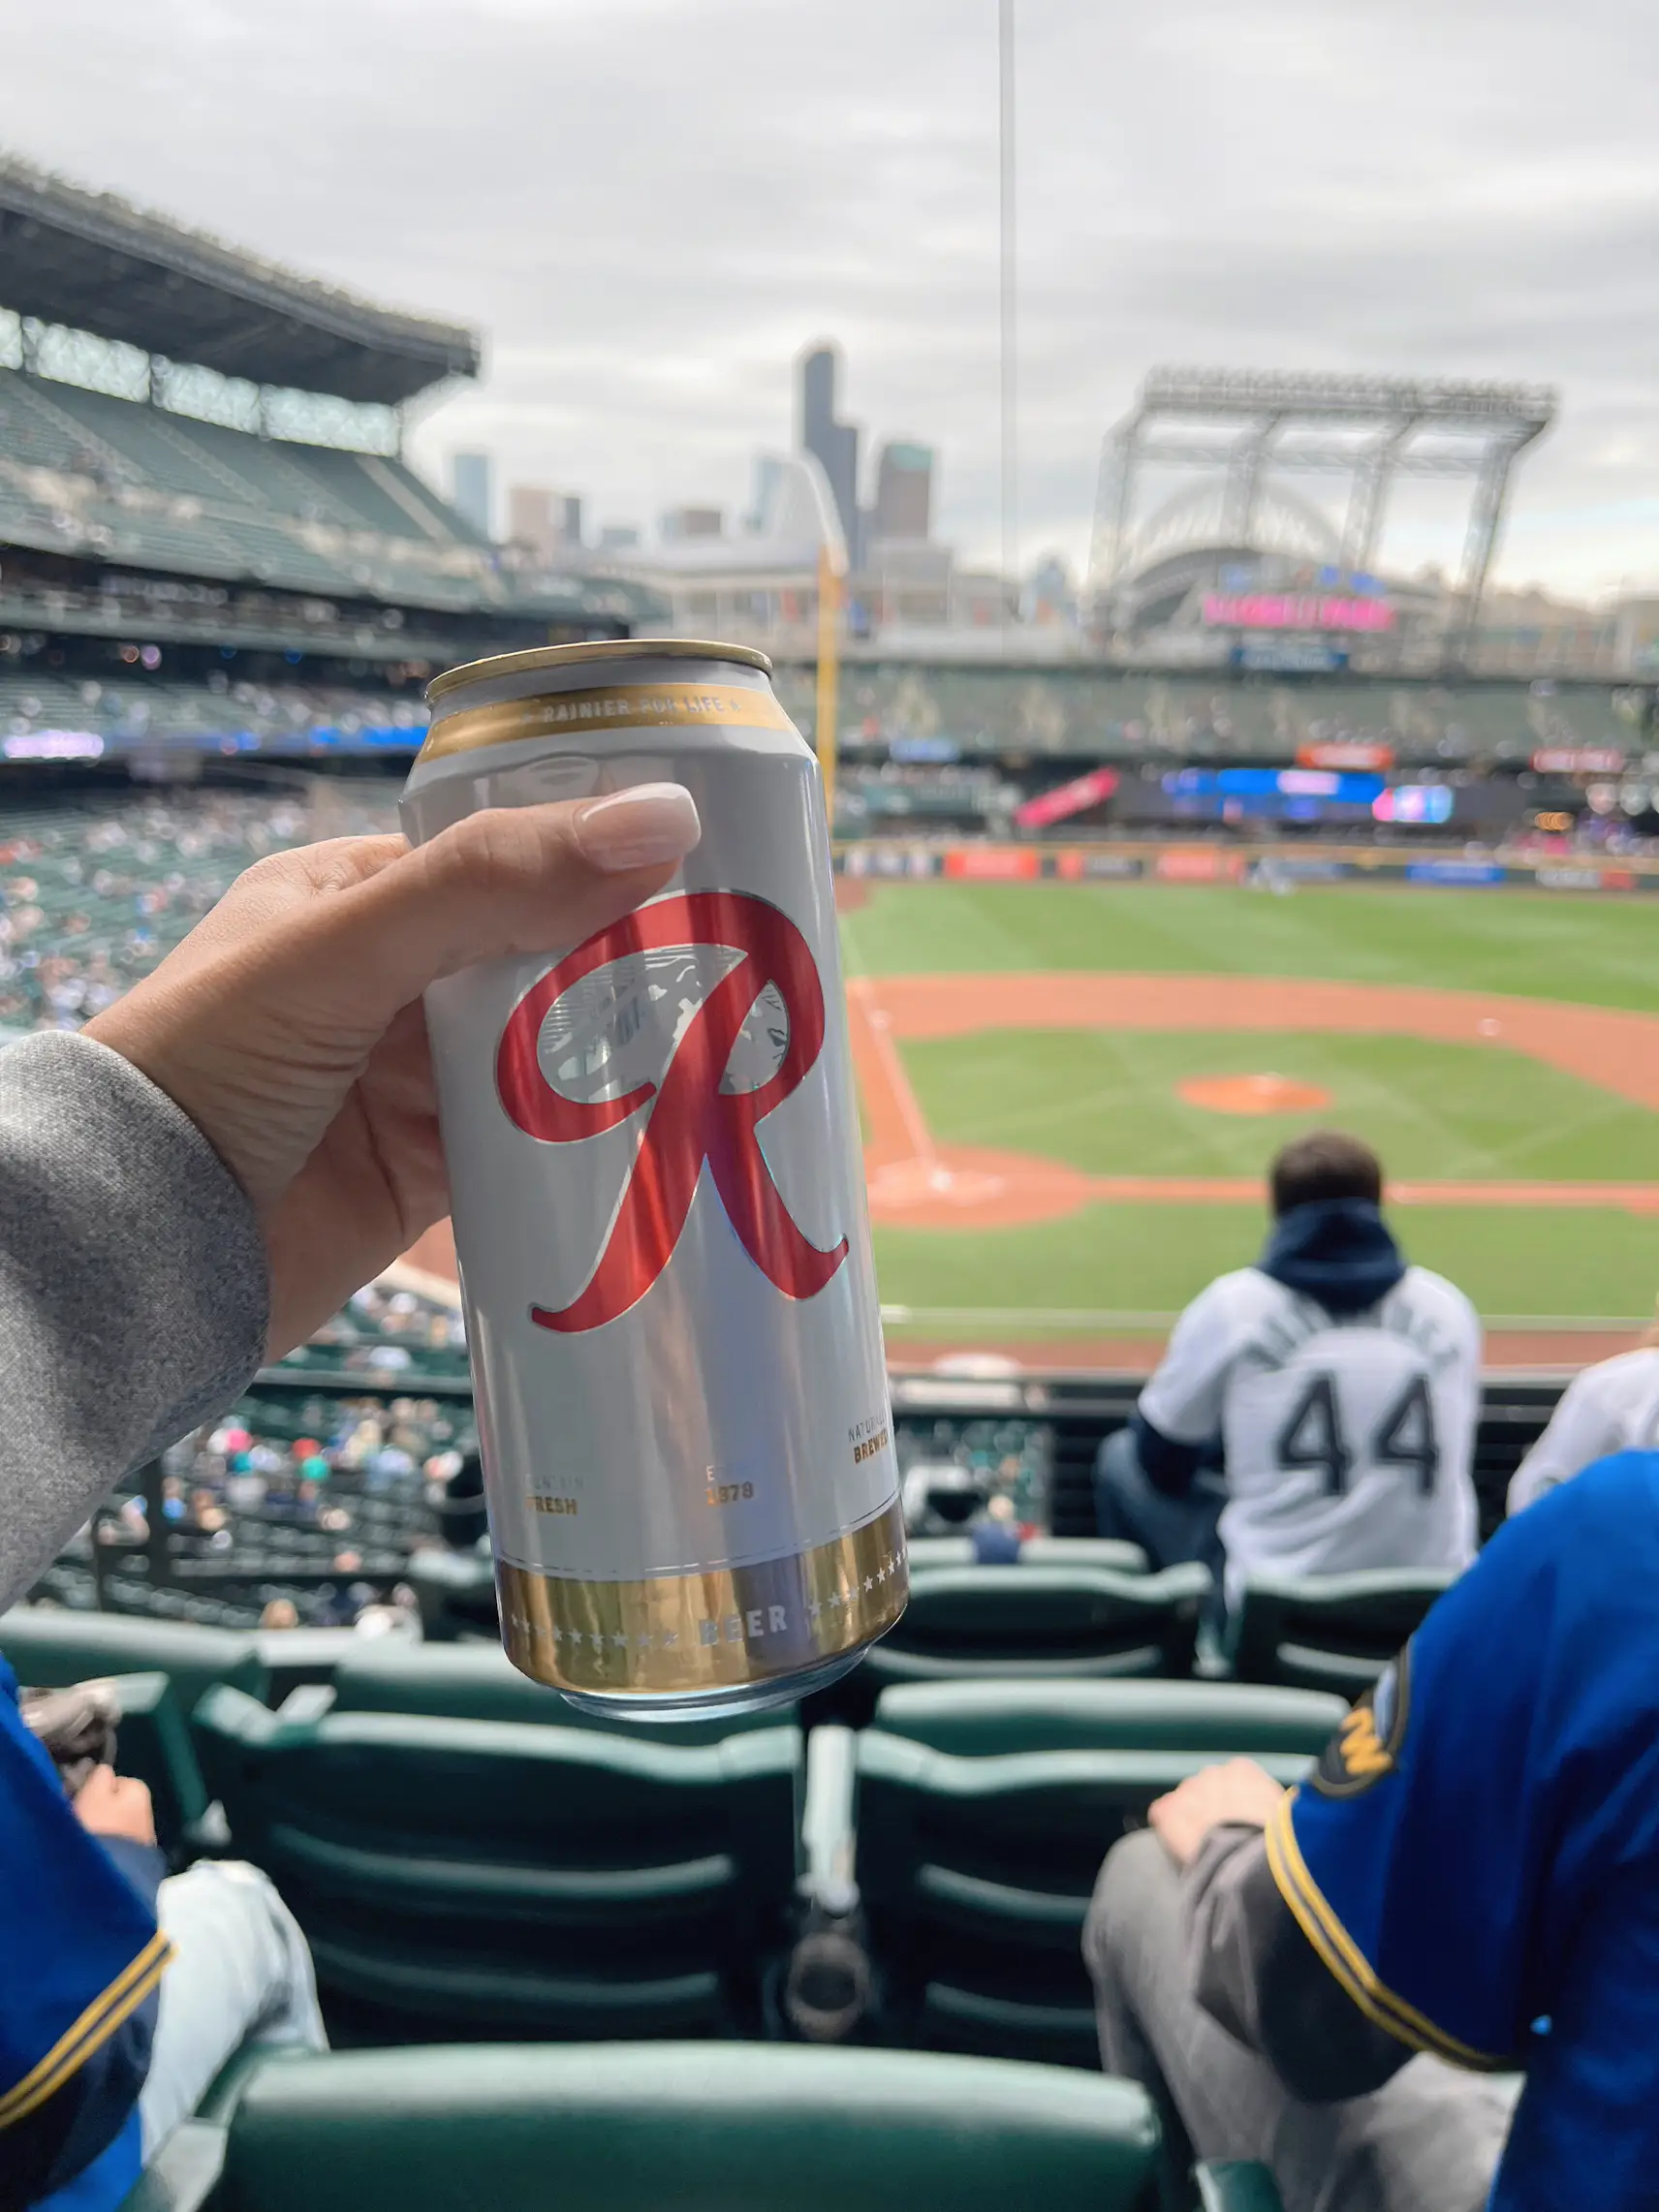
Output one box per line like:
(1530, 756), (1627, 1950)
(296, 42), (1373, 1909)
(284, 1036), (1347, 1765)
(1534, 866), (1602, 890)
(1405, 861), (1507, 887)
(1298, 740), (1394, 772)
(1203, 593), (1395, 633)
(1530, 747), (1626, 774)
(1053, 851), (1143, 881)
(943, 845), (1041, 882)
(1013, 765), (1119, 830)
(1156, 849), (1248, 885)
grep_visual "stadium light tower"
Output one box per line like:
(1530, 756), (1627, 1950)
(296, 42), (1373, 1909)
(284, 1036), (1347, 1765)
(1085, 369), (1556, 661)
(999, 0), (1017, 635)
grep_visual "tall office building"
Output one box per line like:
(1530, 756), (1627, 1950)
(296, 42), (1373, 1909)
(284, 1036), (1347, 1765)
(451, 451), (493, 539)
(798, 343), (861, 566)
(507, 485), (583, 560)
(870, 441), (933, 544)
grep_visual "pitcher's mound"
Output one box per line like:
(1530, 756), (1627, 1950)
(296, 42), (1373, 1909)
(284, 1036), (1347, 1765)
(1178, 1074), (1333, 1116)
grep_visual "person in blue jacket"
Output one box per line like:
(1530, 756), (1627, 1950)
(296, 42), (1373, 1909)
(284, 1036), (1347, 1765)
(0, 782), (704, 2207)
(1086, 1446), (1659, 2212)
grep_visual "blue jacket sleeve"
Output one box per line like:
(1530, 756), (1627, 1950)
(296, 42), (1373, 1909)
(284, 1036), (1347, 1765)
(1130, 1409), (1206, 1497)
(0, 1672), (171, 2212)
(1265, 1451), (1659, 2072)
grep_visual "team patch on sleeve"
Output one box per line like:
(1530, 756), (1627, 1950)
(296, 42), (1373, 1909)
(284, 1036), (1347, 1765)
(1312, 1645), (1412, 1799)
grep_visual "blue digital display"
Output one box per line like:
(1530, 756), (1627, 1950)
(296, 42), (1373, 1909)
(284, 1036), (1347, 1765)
(1162, 768), (1388, 802)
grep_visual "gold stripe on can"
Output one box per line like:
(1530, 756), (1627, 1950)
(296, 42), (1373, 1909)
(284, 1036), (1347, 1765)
(419, 681), (796, 764)
(495, 1498), (909, 1697)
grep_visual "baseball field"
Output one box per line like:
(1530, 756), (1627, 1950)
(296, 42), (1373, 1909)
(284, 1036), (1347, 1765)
(836, 879), (1659, 1368)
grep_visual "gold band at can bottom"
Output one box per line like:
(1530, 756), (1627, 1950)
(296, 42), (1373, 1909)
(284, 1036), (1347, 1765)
(495, 1498), (909, 1698)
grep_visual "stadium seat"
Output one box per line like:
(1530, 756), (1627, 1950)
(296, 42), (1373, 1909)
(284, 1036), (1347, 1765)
(404, 1546), (498, 1640)
(125, 2043), (1176, 2212)
(0, 1607), (265, 1718)
(1229, 1570), (1458, 1695)
(1195, 2165), (1291, 2212)
(190, 1685), (803, 2042)
(847, 1721), (1314, 2066)
(326, 1638), (787, 1739)
(852, 1564), (1211, 1700)
(866, 1678), (1348, 1757)
(904, 1536), (1149, 1573)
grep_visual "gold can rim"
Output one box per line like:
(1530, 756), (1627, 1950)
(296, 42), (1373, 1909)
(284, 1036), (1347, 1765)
(426, 637), (773, 707)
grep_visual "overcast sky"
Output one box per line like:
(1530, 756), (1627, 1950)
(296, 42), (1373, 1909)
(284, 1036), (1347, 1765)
(4, 0), (1656, 597)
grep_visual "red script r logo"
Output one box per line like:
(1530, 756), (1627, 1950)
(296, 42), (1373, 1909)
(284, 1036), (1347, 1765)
(496, 891), (849, 1332)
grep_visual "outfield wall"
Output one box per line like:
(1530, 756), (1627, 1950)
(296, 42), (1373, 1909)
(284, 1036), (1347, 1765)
(835, 840), (1659, 895)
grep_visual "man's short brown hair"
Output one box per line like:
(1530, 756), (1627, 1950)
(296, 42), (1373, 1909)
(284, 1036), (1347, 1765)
(1268, 1130), (1384, 1217)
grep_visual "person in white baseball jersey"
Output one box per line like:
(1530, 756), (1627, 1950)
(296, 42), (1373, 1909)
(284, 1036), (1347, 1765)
(1094, 1132), (1482, 1612)
(1508, 1329), (1659, 1513)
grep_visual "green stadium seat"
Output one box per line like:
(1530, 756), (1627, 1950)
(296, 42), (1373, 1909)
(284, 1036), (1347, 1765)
(404, 1547), (497, 1640)
(136, 2043), (1171, 2212)
(1195, 2164), (1291, 2212)
(850, 1724), (1313, 2066)
(867, 1678), (1349, 1758)
(251, 1630), (363, 1705)
(904, 1537), (1149, 1573)
(0, 1607), (265, 1719)
(1229, 1570), (1458, 1695)
(328, 1638), (786, 1740)
(191, 1685), (803, 2042)
(855, 1564), (1210, 1697)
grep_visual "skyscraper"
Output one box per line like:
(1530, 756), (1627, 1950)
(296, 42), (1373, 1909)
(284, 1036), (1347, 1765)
(798, 343), (861, 566)
(870, 441), (934, 544)
(507, 486), (583, 560)
(451, 451), (493, 539)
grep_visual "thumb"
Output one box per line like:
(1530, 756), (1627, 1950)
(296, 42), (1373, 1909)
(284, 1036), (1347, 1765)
(281, 784), (703, 1036)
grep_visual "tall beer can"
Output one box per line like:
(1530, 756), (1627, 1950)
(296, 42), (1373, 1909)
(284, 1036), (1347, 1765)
(401, 639), (905, 1717)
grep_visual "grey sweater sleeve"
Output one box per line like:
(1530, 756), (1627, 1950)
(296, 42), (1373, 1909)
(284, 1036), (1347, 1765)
(0, 1031), (269, 1610)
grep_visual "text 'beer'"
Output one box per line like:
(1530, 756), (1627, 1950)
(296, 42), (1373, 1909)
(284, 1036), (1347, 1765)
(401, 639), (904, 1717)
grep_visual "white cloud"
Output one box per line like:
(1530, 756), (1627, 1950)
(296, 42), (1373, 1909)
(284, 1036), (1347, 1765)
(3, 0), (1656, 594)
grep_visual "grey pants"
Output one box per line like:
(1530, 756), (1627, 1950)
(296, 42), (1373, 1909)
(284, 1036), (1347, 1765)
(139, 1861), (329, 2157)
(1083, 1831), (1518, 2212)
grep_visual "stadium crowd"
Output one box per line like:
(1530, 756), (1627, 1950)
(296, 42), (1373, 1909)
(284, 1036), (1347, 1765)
(2, 782), (1659, 2212)
(0, 784), (398, 1035)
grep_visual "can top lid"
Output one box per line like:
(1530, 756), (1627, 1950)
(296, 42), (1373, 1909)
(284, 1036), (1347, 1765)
(425, 637), (773, 706)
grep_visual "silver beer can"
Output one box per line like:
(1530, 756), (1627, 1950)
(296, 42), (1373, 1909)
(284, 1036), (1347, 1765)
(401, 639), (905, 1717)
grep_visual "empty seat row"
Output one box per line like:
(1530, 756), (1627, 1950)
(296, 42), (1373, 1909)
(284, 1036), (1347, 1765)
(137, 1676), (1341, 2057)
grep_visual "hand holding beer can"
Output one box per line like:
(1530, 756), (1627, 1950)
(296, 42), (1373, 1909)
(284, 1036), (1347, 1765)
(401, 639), (905, 1717)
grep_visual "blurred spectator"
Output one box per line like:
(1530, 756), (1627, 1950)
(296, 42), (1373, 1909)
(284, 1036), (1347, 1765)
(1508, 1316), (1659, 1512)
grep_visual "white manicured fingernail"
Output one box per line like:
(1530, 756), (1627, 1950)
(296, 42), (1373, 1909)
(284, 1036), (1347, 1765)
(572, 783), (702, 872)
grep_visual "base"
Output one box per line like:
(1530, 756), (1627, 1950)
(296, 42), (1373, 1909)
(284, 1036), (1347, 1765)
(559, 1648), (865, 1723)
(494, 1495), (908, 1702)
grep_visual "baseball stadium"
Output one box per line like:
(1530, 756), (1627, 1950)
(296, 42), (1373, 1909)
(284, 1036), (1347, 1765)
(5, 141), (1659, 2212)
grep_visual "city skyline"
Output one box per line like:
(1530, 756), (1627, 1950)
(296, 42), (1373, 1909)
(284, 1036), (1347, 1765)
(2, 0), (1654, 598)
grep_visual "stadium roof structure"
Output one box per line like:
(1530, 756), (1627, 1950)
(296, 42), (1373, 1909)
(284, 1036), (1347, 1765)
(0, 155), (478, 404)
(1087, 367), (1558, 654)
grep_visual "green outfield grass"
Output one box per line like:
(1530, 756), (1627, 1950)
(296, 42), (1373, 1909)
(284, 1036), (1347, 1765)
(839, 881), (1659, 1331)
(901, 1030), (1657, 1182)
(838, 881), (1659, 1013)
(873, 1204), (1659, 1332)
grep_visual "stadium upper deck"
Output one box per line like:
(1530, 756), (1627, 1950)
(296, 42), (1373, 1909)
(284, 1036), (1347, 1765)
(0, 156), (654, 668)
